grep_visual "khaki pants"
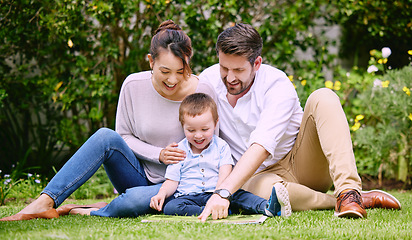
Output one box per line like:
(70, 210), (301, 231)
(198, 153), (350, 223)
(242, 88), (362, 211)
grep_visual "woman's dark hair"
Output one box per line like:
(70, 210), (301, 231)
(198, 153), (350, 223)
(216, 23), (263, 65)
(150, 20), (192, 77)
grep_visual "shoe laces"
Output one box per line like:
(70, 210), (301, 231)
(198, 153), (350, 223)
(338, 190), (363, 209)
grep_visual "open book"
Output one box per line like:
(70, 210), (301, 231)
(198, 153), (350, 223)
(141, 214), (267, 224)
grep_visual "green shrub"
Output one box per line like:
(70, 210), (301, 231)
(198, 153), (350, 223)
(336, 47), (412, 184)
(333, 0), (412, 69)
(6, 173), (46, 201)
(0, 0), (334, 177)
(2, 167), (115, 204)
(71, 167), (116, 200)
(351, 65), (412, 182)
(1, 0), (411, 185)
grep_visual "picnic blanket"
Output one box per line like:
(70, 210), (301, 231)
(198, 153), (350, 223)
(141, 214), (267, 224)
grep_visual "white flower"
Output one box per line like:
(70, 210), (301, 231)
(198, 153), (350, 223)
(4, 179), (11, 185)
(4, 174), (10, 178)
(373, 79), (382, 88)
(367, 65), (379, 73)
(28, 173), (33, 177)
(382, 47), (391, 58)
(35, 179), (41, 184)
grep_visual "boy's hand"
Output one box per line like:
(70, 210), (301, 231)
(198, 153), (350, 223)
(150, 194), (165, 211)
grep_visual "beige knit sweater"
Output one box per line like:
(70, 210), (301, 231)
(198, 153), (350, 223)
(115, 71), (216, 184)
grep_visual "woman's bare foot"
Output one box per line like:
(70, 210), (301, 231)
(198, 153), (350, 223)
(18, 194), (55, 214)
(69, 207), (99, 216)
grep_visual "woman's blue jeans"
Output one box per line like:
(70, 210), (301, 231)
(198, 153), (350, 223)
(41, 128), (162, 217)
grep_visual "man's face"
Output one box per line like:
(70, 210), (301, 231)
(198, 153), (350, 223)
(218, 51), (258, 96)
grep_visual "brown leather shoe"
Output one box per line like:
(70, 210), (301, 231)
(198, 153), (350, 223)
(56, 202), (108, 216)
(335, 189), (367, 218)
(0, 208), (59, 221)
(362, 190), (401, 209)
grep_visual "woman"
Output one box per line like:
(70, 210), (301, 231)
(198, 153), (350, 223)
(1, 20), (216, 221)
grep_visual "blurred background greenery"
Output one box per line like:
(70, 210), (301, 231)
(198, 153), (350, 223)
(0, 0), (411, 198)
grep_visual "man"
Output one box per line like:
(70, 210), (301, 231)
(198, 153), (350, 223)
(198, 23), (401, 221)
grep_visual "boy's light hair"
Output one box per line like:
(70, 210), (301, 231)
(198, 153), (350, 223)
(179, 93), (218, 126)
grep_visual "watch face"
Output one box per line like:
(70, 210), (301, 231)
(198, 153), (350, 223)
(216, 189), (230, 198)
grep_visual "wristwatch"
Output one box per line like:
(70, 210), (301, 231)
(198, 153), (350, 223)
(213, 189), (232, 200)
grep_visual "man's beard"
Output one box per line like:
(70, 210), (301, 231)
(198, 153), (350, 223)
(224, 73), (255, 96)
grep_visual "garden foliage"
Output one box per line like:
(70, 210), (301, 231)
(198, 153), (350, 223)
(0, 0), (411, 186)
(334, 0), (412, 68)
(349, 64), (412, 185)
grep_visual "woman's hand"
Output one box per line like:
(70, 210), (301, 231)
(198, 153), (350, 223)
(159, 142), (186, 165)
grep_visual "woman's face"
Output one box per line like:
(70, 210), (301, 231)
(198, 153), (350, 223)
(149, 50), (188, 100)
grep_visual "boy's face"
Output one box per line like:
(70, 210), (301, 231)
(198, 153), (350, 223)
(183, 110), (216, 154)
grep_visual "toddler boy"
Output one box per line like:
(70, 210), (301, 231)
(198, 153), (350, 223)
(150, 93), (291, 218)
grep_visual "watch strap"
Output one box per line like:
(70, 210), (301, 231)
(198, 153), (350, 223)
(213, 189), (232, 200)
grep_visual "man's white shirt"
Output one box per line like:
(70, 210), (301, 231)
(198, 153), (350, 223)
(199, 64), (303, 173)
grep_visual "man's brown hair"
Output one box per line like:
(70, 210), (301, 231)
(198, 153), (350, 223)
(216, 23), (263, 65)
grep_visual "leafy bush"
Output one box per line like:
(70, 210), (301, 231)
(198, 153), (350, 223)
(6, 173), (46, 202)
(292, 45), (412, 185)
(0, 0), (411, 185)
(0, 0), (335, 177)
(351, 65), (412, 183)
(333, 0), (412, 69)
(1, 167), (115, 204)
(0, 167), (45, 205)
(71, 167), (117, 200)
(333, 47), (412, 184)
(0, 171), (21, 205)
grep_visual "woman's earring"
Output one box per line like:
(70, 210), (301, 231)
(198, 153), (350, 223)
(151, 70), (153, 74)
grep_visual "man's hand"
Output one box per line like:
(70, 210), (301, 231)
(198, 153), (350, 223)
(159, 142), (186, 165)
(198, 194), (230, 222)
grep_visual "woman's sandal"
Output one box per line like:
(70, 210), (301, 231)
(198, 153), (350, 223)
(56, 202), (108, 216)
(0, 208), (59, 221)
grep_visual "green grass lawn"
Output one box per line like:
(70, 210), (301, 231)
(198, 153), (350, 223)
(0, 190), (410, 240)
